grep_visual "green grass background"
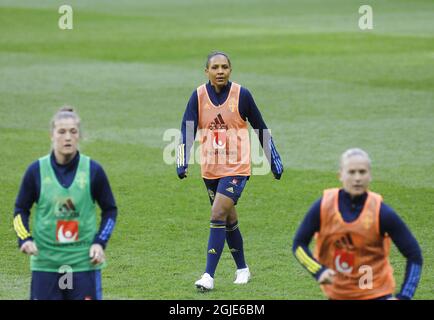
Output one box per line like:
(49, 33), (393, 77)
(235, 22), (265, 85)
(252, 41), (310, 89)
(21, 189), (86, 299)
(0, 0), (433, 299)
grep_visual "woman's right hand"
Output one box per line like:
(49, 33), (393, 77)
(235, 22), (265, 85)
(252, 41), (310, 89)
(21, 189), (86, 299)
(318, 268), (336, 285)
(20, 240), (38, 256)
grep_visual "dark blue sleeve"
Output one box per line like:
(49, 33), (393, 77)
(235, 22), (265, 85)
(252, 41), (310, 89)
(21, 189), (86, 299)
(240, 87), (283, 178)
(14, 161), (40, 247)
(239, 87), (268, 145)
(292, 198), (327, 279)
(177, 91), (198, 169)
(90, 160), (117, 249)
(379, 203), (423, 300)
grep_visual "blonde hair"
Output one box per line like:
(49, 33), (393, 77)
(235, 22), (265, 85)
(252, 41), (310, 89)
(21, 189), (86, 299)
(340, 148), (371, 169)
(50, 106), (81, 137)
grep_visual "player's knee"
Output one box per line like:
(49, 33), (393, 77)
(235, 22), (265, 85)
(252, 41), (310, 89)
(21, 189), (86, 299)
(211, 207), (229, 221)
(227, 215), (237, 225)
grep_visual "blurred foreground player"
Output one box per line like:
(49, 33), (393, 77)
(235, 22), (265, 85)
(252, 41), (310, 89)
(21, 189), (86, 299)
(14, 107), (117, 300)
(293, 148), (422, 299)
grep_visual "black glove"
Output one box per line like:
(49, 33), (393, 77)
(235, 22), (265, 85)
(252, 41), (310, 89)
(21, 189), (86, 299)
(271, 156), (283, 179)
(177, 165), (188, 179)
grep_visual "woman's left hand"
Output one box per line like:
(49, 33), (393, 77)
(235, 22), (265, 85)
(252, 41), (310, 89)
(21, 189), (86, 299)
(89, 243), (105, 265)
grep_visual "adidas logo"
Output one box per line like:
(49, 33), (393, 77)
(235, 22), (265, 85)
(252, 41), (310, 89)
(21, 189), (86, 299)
(209, 113), (227, 130)
(230, 248), (239, 253)
(208, 248), (217, 254)
(226, 187), (234, 194)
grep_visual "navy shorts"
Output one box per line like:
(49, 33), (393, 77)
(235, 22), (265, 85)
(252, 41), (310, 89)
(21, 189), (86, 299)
(203, 176), (249, 205)
(30, 270), (102, 300)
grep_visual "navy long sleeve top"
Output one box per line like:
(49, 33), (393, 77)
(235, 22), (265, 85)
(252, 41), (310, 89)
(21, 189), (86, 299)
(14, 152), (117, 249)
(179, 81), (282, 174)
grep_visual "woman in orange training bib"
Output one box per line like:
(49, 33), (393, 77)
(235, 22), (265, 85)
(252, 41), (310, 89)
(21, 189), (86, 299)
(293, 148), (422, 300)
(177, 51), (283, 291)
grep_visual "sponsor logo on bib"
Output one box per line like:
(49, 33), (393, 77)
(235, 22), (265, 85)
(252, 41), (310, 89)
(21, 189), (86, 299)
(56, 220), (79, 243)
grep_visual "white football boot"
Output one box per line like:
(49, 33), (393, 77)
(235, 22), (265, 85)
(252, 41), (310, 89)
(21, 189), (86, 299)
(195, 273), (214, 291)
(234, 266), (251, 284)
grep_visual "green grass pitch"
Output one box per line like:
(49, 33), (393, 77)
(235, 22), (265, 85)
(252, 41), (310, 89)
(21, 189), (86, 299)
(0, 0), (433, 299)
